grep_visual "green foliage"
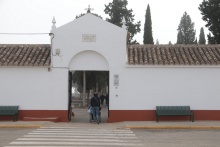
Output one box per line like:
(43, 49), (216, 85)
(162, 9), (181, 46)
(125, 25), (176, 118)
(72, 71), (109, 93)
(104, 0), (141, 44)
(207, 32), (216, 44)
(143, 4), (154, 44)
(198, 0), (220, 44)
(72, 71), (83, 92)
(194, 37), (198, 44)
(176, 12), (196, 44)
(75, 13), (102, 19)
(177, 31), (183, 44)
(156, 39), (159, 45)
(199, 27), (206, 44)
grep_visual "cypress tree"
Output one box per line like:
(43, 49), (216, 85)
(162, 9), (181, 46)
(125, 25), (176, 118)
(199, 27), (206, 44)
(143, 4), (154, 44)
(194, 37), (198, 44)
(176, 12), (196, 44)
(104, 0), (141, 44)
(199, 0), (220, 44)
(156, 39), (159, 45)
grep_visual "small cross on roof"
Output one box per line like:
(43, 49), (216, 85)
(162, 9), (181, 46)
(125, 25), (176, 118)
(85, 5), (94, 13)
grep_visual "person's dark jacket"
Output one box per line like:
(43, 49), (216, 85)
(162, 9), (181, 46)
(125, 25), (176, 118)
(91, 95), (100, 107)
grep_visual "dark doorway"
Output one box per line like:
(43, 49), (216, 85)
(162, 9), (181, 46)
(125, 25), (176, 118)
(68, 71), (72, 121)
(69, 70), (109, 123)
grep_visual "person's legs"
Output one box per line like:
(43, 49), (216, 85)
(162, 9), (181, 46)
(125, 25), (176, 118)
(90, 108), (94, 121)
(95, 106), (99, 123)
(92, 107), (96, 122)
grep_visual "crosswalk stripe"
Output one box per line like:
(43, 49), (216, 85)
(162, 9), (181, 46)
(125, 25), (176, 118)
(17, 138), (141, 142)
(5, 127), (143, 147)
(28, 132), (136, 136)
(5, 146), (104, 147)
(32, 130), (133, 133)
(23, 135), (137, 139)
(37, 128), (132, 131)
(10, 141), (143, 146)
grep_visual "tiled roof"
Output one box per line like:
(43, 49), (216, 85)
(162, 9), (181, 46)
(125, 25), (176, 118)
(0, 44), (51, 66)
(128, 45), (220, 65)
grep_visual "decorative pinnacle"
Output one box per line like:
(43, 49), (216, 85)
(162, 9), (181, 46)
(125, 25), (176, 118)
(51, 16), (56, 30)
(85, 5), (94, 13)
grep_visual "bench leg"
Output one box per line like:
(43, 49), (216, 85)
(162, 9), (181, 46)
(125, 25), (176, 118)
(192, 115), (194, 122)
(156, 115), (159, 122)
(13, 115), (16, 122)
(13, 114), (18, 122)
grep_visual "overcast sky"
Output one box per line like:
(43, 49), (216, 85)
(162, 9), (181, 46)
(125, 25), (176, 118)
(0, 0), (208, 44)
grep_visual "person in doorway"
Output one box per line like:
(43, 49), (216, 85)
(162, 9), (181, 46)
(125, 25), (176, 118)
(100, 93), (105, 105)
(90, 93), (101, 124)
(105, 93), (109, 106)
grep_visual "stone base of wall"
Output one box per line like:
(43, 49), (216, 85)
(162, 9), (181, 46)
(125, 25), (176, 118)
(107, 110), (220, 122)
(2, 110), (219, 123)
(18, 110), (68, 122)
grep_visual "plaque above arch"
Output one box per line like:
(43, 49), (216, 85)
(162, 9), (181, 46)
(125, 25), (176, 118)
(69, 50), (109, 71)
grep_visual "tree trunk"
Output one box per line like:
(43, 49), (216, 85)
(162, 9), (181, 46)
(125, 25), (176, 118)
(82, 71), (86, 107)
(87, 90), (90, 107)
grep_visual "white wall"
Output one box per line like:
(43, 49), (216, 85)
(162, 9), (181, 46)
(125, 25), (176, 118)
(51, 13), (127, 70)
(50, 13), (220, 112)
(0, 67), (68, 110)
(2, 14), (219, 114)
(69, 50), (109, 71)
(110, 66), (220, 110)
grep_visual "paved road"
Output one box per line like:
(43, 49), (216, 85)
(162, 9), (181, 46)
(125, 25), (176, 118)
(132, 129), (220, 147)
(1, 127), (142, 147)
(1, 128), (220, 147)
(1, 106), (220, 147)
(0, 128), (35, 147)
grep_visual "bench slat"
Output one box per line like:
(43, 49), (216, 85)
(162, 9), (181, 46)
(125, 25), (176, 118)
(156, 106), (194, 122)
(0, 106), (19, 122)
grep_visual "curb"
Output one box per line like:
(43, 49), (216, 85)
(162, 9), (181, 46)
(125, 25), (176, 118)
(0, 125), (43, 128)
(125, 126), (220, 130)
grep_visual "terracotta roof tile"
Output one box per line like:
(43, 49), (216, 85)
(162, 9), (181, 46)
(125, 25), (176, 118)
(0, 44), (51, 66)
(128, 45), (220, 65)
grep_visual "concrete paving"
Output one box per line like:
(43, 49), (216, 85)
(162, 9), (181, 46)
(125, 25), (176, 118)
(1, 105), (220, 129)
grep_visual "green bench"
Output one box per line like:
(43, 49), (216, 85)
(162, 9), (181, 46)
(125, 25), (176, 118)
(0, 106), (19, 122)
(156, 106), (194, 122)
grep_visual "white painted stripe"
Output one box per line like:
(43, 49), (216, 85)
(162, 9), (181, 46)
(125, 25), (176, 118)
(40, 127), (131, 129)
(35, 129), (133, 132)
(10, 141), (143, 146)
(37, 128), (132, 131)
(5, 127), (143, 147)
(23, 135), (137, 139)
(17, 138), (141, 142)
(40, 127), (81, 128)
(34, 131), (133, 133)
(32, 130), (133, 134)
(28, 132), (135, 136)
(4, 146), (105, 147)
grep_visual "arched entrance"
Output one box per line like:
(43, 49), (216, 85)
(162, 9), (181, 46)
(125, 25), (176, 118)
(69, 50), (109, 71)
(68, 50), (110, 123)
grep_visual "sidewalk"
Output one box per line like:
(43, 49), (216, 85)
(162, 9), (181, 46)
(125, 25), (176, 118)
(1, 120), (220, 130)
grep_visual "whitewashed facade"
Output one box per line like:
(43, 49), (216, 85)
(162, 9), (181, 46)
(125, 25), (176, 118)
(1, 13), (220, 122)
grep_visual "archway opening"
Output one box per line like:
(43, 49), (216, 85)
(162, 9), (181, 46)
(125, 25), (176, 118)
(69, 70), (109, 123)
(68, 50), (110, 123)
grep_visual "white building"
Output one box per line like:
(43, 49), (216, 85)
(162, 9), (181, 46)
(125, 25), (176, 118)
(1, 13), (220, 122)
